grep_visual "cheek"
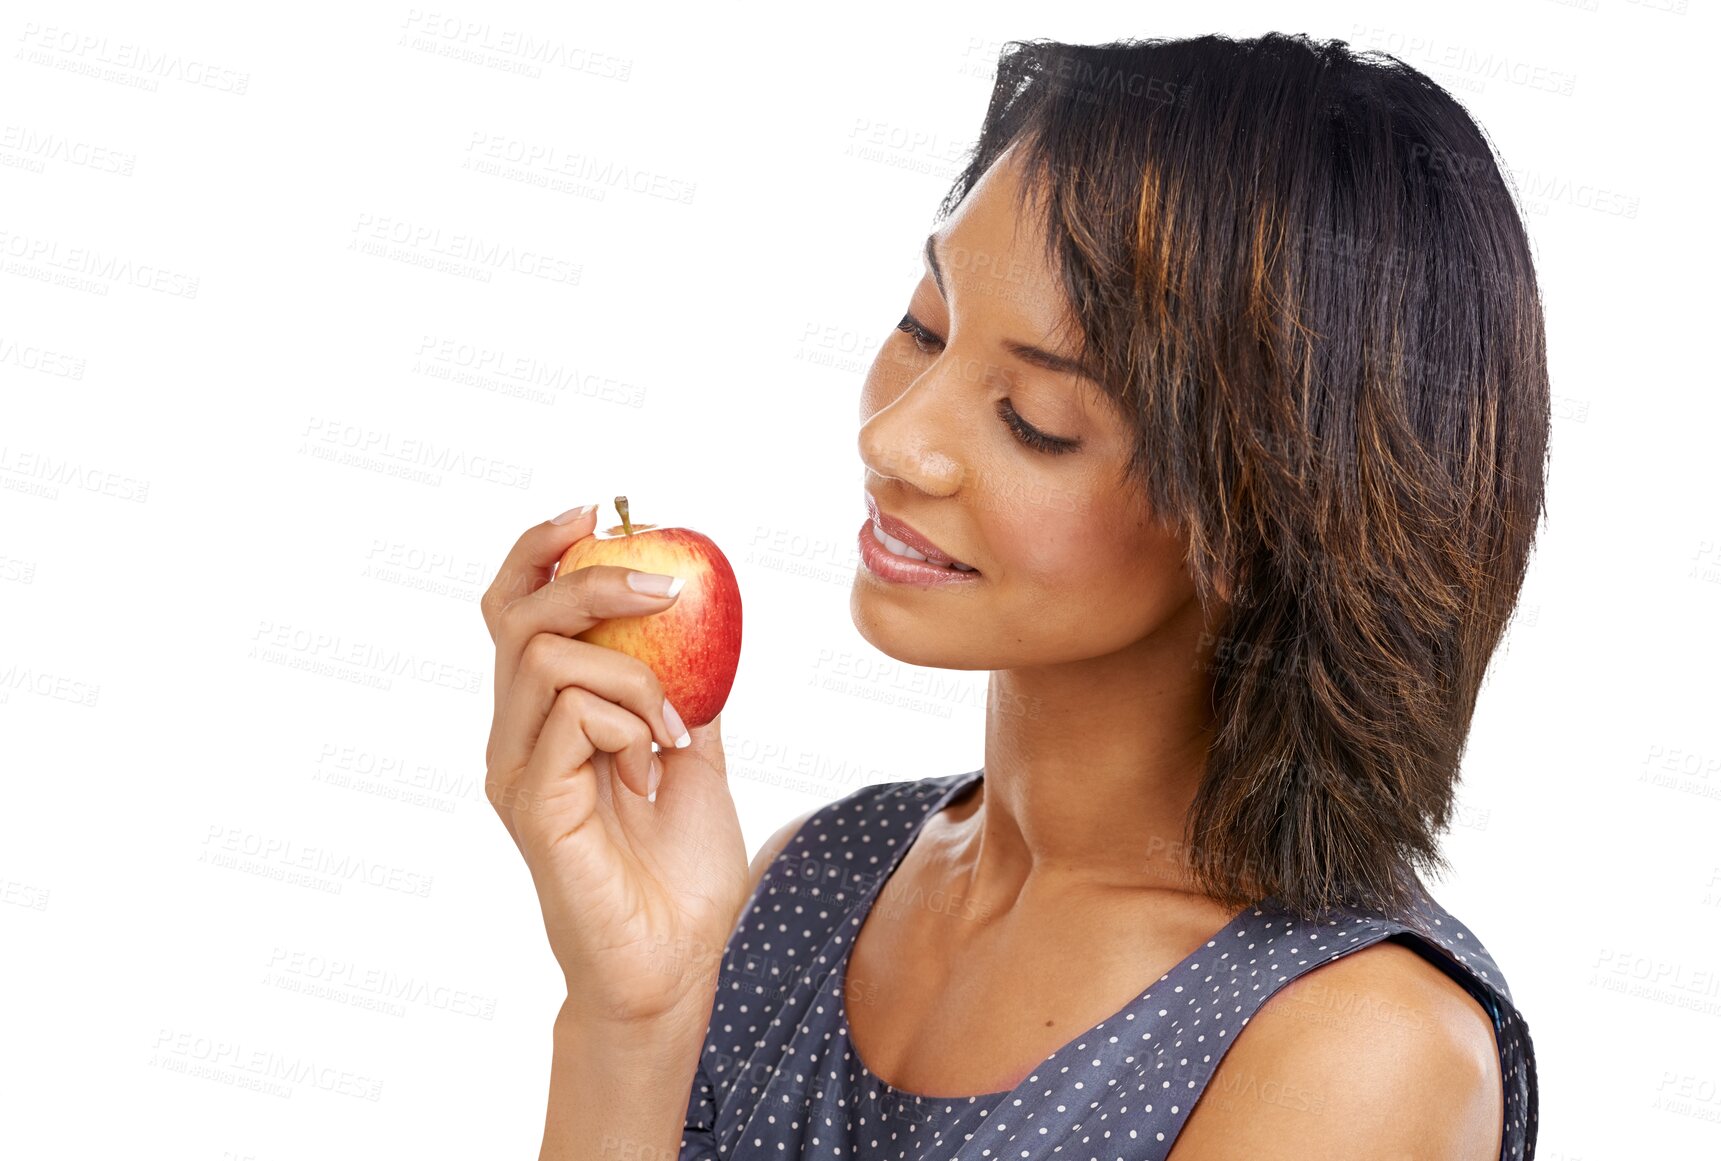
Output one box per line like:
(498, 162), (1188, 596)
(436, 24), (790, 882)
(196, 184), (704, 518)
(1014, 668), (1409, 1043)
(986, 492), (1121, 581)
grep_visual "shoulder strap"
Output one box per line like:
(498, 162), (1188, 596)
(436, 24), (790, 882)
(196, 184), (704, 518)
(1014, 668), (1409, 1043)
(1143, 889), (1537, 1160)
(701, 772), (974, 1114)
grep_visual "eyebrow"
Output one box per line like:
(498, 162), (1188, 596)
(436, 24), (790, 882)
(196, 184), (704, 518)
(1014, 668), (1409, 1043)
(924, 232), (1102, 384)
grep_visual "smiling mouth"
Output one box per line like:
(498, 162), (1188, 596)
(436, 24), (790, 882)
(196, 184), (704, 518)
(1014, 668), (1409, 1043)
(869, 520), (978, 572)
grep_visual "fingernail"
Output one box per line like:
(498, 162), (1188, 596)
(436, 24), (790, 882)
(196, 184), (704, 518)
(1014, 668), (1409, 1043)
(647, 755), (663, 799)
(627, 571), (685, 598)
(551, 503), (596, 525)
(662, 697), (691, 749)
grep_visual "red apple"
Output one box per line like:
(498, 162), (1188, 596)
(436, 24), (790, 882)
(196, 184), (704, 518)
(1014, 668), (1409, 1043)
(554, 497), (741, 730)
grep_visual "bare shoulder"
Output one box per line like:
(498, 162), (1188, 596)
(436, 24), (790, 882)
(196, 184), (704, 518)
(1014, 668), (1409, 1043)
(1166, 937), (1505, 1161)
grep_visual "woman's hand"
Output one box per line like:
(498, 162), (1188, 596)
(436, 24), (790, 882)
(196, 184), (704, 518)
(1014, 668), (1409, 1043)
(481, 505), (750, 1029)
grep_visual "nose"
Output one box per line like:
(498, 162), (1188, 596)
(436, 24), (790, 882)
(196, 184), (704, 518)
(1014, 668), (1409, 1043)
(858, 365), (970, 498)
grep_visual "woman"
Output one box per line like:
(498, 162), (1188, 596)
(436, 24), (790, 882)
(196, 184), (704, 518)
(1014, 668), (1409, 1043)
(481, 32), (1543, 1161)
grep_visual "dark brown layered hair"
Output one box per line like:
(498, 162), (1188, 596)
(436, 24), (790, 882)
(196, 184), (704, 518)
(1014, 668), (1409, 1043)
(938, 33), (1550, 921)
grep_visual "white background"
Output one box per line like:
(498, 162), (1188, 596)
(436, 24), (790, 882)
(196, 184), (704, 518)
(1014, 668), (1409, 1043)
(3, 1), (1717, 1157)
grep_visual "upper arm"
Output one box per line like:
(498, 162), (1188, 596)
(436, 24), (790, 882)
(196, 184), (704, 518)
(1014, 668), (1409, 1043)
(1166, 939), (1505, 1161)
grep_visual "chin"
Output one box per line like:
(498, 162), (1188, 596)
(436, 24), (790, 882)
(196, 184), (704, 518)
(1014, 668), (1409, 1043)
(848, 586), (991, 671)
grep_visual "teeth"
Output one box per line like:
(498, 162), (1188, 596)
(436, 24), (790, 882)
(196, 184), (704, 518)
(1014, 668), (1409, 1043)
(872, 522), (928, 561)
(871, 521), (975, 572)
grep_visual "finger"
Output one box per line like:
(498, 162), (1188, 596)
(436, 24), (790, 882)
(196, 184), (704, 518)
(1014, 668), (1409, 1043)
(493, 564), (684, 708)
(492, 687), (600, 850)
(520, 687), (658, 822)
(480, 504), (600, 640)
(490, 632), (686, 776)
(589, 748), (621, 820)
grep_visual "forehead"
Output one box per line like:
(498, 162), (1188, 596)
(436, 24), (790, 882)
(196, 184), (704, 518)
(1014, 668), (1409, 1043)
(930, 143), (1067, 324)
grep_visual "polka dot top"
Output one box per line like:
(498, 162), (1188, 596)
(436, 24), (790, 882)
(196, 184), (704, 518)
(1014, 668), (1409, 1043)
(679, 768), (1538, 1160)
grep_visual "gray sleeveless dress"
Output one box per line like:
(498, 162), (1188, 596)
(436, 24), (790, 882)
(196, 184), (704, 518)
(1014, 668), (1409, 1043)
(679, 769), (1537, 1159)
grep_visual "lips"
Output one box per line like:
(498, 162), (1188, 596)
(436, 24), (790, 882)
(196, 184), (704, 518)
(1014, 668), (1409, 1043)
(863, 494), (976, 571)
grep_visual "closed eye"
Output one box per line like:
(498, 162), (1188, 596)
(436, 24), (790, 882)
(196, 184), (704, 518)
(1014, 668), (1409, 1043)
(892, 311), (1083, 456)
(894, 311), (943, 356)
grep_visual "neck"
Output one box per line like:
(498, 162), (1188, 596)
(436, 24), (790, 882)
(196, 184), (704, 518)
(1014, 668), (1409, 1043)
(969, 600), (1219, 901)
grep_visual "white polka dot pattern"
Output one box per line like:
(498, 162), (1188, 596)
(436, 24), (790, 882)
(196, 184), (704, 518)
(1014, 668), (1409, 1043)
(679, 769), (1537, 1160)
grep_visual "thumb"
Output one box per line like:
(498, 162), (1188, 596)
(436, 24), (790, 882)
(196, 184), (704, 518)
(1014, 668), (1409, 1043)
(659, 710), (725, 782)
(651, 710), (726, 819)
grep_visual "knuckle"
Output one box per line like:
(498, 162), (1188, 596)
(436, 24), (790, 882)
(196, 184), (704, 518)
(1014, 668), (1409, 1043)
(629, 661), (662, 701)
(497, 592), (531, 634)
(519, 631), (559, 674)
(550, 684), (588, 720)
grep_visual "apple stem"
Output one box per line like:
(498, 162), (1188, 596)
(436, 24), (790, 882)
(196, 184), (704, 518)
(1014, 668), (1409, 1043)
(615, 495), (633, 537)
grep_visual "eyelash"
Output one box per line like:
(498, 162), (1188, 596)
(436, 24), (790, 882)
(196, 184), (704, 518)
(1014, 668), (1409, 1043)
(892, 312), (1082, 456)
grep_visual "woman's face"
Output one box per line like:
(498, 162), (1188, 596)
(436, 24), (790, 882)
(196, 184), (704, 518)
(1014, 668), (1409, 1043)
(854, 141), (1203, 672)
